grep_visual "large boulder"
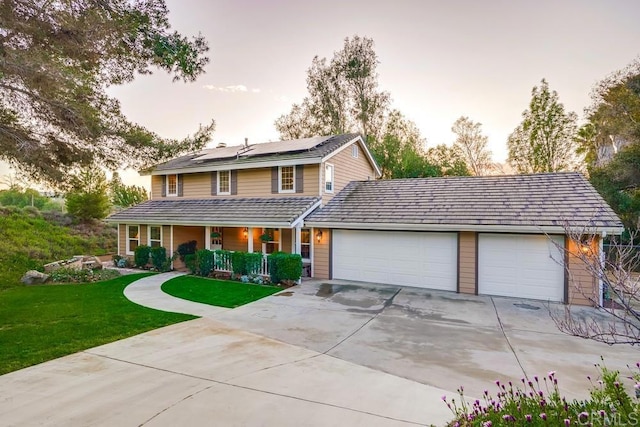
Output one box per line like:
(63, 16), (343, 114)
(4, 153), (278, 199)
(21, 270), (50, 285)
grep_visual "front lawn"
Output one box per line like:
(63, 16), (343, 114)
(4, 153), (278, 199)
(161, 275), (282, 308)
(0, 273), (195, 375)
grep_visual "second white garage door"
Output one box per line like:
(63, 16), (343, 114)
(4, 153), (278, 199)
(478, 234), (565, 302)
(332, 230), (457, 291)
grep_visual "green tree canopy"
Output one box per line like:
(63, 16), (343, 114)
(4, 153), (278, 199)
(507, 79), (578, 173)
(0, 0), (215, 187)
(65, 169), (110, 221)
(110, 172), (148, 208)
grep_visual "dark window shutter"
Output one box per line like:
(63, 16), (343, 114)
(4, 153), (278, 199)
(161, 175), (167, 197)
(211, 172), (217, 196)
(271, 167), (278, 193)
(295, 165), (304, 193)
(231, 170), (238, 195)
(177, 174), (184, 197)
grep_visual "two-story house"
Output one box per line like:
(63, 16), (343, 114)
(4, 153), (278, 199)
(108, 133), (624, 307)
(107, 133), (380, 277)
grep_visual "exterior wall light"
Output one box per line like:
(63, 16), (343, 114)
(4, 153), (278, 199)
(243, 227), (248, 239)
(316, 230), (323, 243)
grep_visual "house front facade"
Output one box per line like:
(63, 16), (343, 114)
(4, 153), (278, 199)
(108, 134), (624, 306)
(107, 134), (380, 276)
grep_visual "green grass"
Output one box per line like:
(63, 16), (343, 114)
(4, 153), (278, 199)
(162, 276), (282, 308)
(0, 273), (195, 375)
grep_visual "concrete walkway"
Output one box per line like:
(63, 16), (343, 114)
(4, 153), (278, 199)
(123, 272), (230, 318)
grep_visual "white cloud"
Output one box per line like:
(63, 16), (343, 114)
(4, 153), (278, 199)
(203, 84), (261, 93)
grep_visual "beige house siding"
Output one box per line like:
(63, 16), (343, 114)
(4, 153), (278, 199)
(313, 228), (330, 279)
(151, 165), (321, 200)
(323, 141), (376, 205)
(566, 237), (599, 306)
(222, 227), (248, 252)
(118, 224), (126, 257)
(458, 232), (477, 295)
(281, 228), (292, 253)
(172, 226), (205, 269)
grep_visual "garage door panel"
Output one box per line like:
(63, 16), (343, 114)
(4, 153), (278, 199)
(332, 230), (457, 291)
(479, 234), (564, 302)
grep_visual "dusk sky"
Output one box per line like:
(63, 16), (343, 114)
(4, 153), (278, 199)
(3, 0), (640, 187)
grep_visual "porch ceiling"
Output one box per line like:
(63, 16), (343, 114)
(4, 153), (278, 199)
(106, 197), (321, 228)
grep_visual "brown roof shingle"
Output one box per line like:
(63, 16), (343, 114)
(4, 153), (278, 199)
(306, 173), (623, 232)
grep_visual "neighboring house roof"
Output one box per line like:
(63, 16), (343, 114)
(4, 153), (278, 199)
(106, 197), (321, 228)
(145, 133), (381, 177)
(305, 172), (624, 234)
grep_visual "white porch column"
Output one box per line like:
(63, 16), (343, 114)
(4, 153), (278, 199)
(170, 225), (174, 269)
(278, 227), (282, 251)
(247, 227), (254, 253)
(599, 232), (605, 307)
(205, 225), (211, 250)
(294, 225), (302, 254)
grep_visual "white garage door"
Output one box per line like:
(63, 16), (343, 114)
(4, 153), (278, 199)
(478, 234), (565, 302)
(332, 230), (457, 291)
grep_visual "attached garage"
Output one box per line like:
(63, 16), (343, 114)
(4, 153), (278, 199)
(332, 230), (457, 291)
(478, 234), (565, 302)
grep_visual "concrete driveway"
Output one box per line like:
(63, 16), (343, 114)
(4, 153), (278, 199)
(213, 279), (640, 401)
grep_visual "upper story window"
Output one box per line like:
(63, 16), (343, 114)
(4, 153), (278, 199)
(148, 226), (162, 248)
(325, 163), (334, 193)
(166, 174), (178, 196)
(352, 144), (359, 158)
(218, 170), (230, 195)
(279, 166), (295, 193)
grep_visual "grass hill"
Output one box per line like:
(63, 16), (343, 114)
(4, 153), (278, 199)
(0, 206), (116, 290)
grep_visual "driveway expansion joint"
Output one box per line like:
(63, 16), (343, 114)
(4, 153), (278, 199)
(491, 297), (529, 381)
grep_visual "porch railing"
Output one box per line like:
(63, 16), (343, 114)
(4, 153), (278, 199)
(212, 250), (270, 276)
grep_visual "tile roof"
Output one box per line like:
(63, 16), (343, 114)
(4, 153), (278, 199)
(150, 134), (361, 173)
(107, 197), (321, 227)
(306, 172), (623, 232)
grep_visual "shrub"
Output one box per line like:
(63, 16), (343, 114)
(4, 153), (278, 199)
(184, 254), (197, 274)
(231, 251), (247, 275)
(444, 361), (640, 426)
(134, 245), (151, 268)
(116, 257), (132, 268)
(245, 252), (263, 275)
(150, 246), (170, 272)
(196, 249), (214, 276)
(176, 240), (197, 261)
(268, 252), (302, 284)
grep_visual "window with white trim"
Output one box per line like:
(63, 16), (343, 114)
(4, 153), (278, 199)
(352, 144), (359, 158)
(325, 163), (334, 193)
(262, 228), (280, 254)
(301, 228), (311, 260)
(126, 225), (139, 255)
(148, 226), (162, 248)
(166, 174), (178, 196)
(279, 166), (295, 193)
(218, 170), (230, 195)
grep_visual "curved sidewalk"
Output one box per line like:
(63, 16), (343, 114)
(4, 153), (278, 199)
(123, 272), (230, 318)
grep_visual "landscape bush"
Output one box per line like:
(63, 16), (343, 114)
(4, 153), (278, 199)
(245, 252), (263, 275)
(150, 246), (170, 272)
(268, 252), (302, 284)
(231, 251), (246, 276)
(196, 249), (214, 276)
(444, 361), (640, 426)
(184, 254), (197, 274)
(176, 240), (197, 261)
(48, 267), (120, 283)
(133, 245), (151, 268)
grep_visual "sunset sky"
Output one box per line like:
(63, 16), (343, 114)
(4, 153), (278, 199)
(3, 0), (640, 187)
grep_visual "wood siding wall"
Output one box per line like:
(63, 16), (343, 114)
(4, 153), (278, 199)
(458, 231), (477, 294)
(150, 165), (321, 199)
(172, 226), (205, 269)
(323, 141), (376, 205)
(313, 228), (330, 279)
(118, 224), (126, 257)
(281, 228), (292, 253)
(566, 237), (599, 306)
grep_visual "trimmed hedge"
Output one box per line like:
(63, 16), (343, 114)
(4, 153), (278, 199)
(231, 251), (246, 276)
(245, 252), (263, 275)
(176, 240), (197, 261)
(196, 249), (214, 277)
(268, 252), (302, 284)
(150, 246), (170, 272)
(184, 253), (197, 274)
(134, 245), (151, 268)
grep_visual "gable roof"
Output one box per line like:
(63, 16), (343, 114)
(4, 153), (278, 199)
(146, 133), (381, 177)
(305, 172), (624, 234)
(106, 197), (321, 228)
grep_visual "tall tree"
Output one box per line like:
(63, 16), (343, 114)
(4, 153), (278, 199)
(451, 116), (492, 176)
(65, 168), (111, 221)
(426, 144), (470, 176)
(110, 172), (148, 208)
(275, 35), (389, 142)
(507, 79), (578, 173)
(0, 0), (215, 187)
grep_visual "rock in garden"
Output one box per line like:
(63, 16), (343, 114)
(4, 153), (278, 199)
(21, 270), (50, 285)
